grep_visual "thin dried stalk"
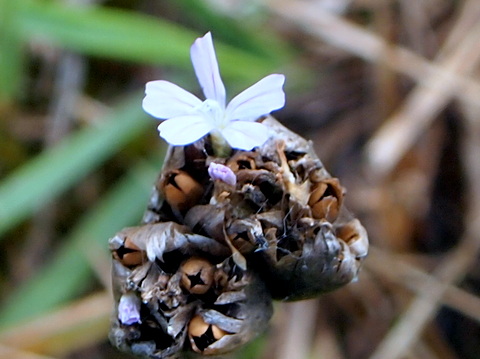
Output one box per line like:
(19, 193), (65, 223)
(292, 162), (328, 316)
(311, 305), (345, 359)
(398, 0), (438, 57)
(275, 300), (318, 359)
(371, 1), (399, 119)
(366, 0), (480, 176)
(366, 246), (480, 325)
(0, 344), (57, 359)
(269, 0), (480, 178)
(368, 48), (480, 357)
(0, 292), (110, 356)
(268, 0), (480, 110)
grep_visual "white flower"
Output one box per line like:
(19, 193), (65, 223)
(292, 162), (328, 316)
(142, 32), (285, 151)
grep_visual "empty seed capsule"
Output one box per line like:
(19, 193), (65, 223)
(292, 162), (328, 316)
(180, 257), (215, 294)
(162, 170), (204, 212)
(188, 314), (229, 353)
(308, 178), (344, 222)
(110, 233), (145, 268)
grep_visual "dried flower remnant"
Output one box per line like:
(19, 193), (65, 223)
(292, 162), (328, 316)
(110, 32), (368, 358)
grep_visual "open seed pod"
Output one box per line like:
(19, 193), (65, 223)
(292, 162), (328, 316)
(109, 222), (272, 358)
(143, 116), (368, 301)
(187, 258), (273, 356)
(110, 116), (368, 356)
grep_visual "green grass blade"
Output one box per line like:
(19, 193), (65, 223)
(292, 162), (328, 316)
(175, 0), (285, 60)
(0, 0), (24, 103)
(0, 94), (151, 236)
(0, 161), (159, 328)
(16, 0), (281, 82)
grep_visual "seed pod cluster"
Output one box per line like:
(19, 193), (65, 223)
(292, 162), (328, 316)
(109, 116), (368, 358)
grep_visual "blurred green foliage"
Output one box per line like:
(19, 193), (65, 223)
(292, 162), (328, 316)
(0, 0), (299, 356)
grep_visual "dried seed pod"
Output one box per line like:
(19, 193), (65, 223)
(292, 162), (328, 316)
(162, 170), (204, 212)
(110, 233), (145, 268)
(336, 218), (369, 259)
(226, 151), (258, 171)
(180, 257), (215, 294)
(111, 222), (230, 263)
(257, 221), (361, 301)
(188, 314), (229, 353)
(187, 258), (273, 356)
(248, 117), (368, 301)
(308, 178), (344, 222)
(110, 115), (368, 357)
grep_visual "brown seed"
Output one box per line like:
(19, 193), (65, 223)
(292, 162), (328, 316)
(162, 170), (203, 211)
(180, 257), (214, 294)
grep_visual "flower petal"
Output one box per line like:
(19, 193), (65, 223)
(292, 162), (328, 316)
(226, 74), (285, 121)
(222, 121), (271, 150)
(190, 32), (226, 106)
(158, 115), (214, 145)
(143, 80), (202, 119)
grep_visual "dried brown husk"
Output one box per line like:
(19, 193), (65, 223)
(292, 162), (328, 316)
(109, 223), (272, 358)
(188, 258), (273, 355)
(142, 116), (368, 300)
(110, 115), (368, 357)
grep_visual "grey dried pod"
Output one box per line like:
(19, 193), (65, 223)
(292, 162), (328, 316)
(142, 116), (368, 301)
(109, 222), (272, 358)
(187, 258), (273, 356)
(110, 117), (368, 356)
(112, 31), (369, 358)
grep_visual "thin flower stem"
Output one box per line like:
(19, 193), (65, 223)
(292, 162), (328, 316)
(210, 130), (232, 157)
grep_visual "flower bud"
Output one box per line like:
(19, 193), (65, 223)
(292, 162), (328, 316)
(180, 257), (215, 294)
(208, 162), (236, 186)
(162, 170), (203, 212)
(118, 293), (141, 325)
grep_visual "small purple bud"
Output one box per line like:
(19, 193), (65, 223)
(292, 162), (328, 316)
(208, 162), (236, 186)
(118, 293), (141, 325)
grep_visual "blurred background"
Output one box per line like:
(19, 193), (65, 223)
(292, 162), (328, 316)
(1, 0), (480, 358)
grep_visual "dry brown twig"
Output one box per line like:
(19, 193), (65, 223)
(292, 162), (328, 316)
(0, 292), (110, 357)
(266, 1), (480, 359)
(366, 0), (480, 177)
(267, 0), (480, 177)
(275, 300), (319, 359)
(0, 344), (58, 359)
(366, 246), (480, 325)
